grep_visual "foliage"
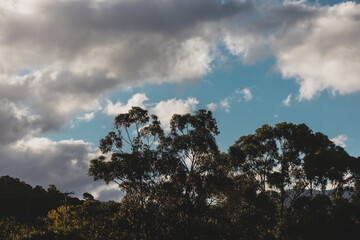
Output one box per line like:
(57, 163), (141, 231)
(2, 107), (360, 239)
(0, 176), (81, 223)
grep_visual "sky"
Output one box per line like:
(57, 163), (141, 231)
(1, 0), (360, 201)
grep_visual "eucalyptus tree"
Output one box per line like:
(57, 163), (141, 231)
(268, 122), (313, 215)
(229, 124), (277, 193)
(166, 109), (221, 202)
(153, 109), (223, 238)
(88, 107), (225, 238)
(229, 123), (312, 216)
(302, 132), (352, 199)
(88, 107), (164, 207)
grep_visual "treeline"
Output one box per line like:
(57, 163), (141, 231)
(0, 176), (82, 222)
(1, 107), (360, 239)
(0, 175), (84, 239)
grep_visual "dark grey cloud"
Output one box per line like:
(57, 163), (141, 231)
(0, 70), (117, 141)
(42, 0), (252, 34)
(0, 0), (253, 145)
(0, 100), (41, 144)
(0, 137), (122, 200)
(0, 0), (252, 76)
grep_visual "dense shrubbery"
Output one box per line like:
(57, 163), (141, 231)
(1, 107), (360, 239)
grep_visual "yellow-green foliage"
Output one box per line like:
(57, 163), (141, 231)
(0, 217), (31, 240)
(46, 205), (87, 232)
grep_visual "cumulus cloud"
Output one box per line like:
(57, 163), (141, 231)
(274, 2), (360, 100)
(223, 1), (360, 100)
(1, 0), (359, 145)
(104, 93), (199, 130)
(206, 102), (218, 112)
(103, 93), (149, 116)
(0, 68), (113, 143)
(330, 134), (348, 148)
(0, 0), (253, 145)
(0, 0), (250, 81)
(282, 94), (292, 106)
(0, 136), (123, 201)
(1, 0), (359, 202)
(150, 97), (199, 130)
(222, 0), (317, 64)
(0, 99), (41, 144)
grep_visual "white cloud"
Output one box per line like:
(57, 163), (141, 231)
(220, 98), (231, 113)
(103, 93), (149, 116)
(104, 93), (199, 130)
(273, 2), (360, 100)
(282, 94), (292, 106)
(330, 134), (348, 148)
(223, 29), (270, 65)
(206, 102), (218, 112)
(214, 87), (253, 113)
(150, 97), (199, 130)
(222, 1), (360, 100)
(89, 183), (122, 202)
(0, 92), (198, 201)
(77, 112), (95, 122)
(236, 87), (253, 101)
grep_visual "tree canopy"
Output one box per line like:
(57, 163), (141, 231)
(87, 107), (360, 239)
(2, 107), (360, 239)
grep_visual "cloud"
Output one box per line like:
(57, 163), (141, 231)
(0, 68), (113, 143)
(0, 99), (41, 144)
(222, 1), (360, 100)
(0, 0), (253, 145)
(0, 136), (123, 201)
(1, 0), (359, 203)
(282, 94), (292, 106)
(236, 87), (253, 101)
(220, 98), (231, 113)
(330, 134), (348, 148)
(103, 93), (149, 116)
(150, 97), (199, 130)
(214, 87), (254, 113)
(274, 2), (360, 100)
(222, 0), (317, 64)
(77, 112), (95, 122)
(104, 93), (199, 130)
(0, 91), (199, 200)
(0, 0), (250, 82)
(91, 183), (123, 202)
(206, 102), (218, 112)
(2, 0), (358, 146)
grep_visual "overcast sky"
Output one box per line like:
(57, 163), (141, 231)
(1, 0), (360, 201)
